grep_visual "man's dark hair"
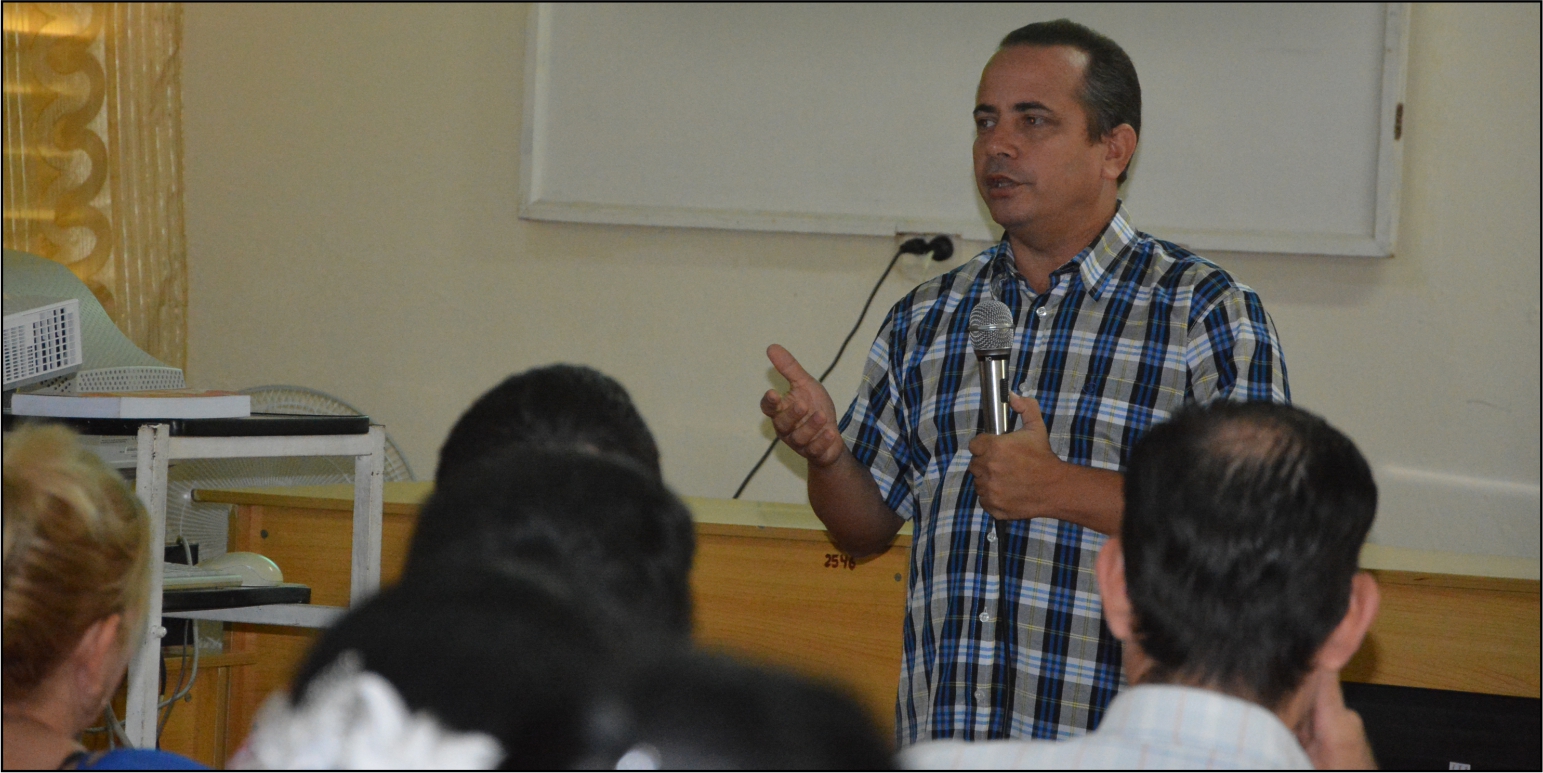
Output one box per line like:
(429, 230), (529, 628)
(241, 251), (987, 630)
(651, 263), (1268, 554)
(406, 446), (696, 636)
(1122, 401), (1376, 709)
(577, 651), (893, 770)
(1000, 19), (1141, 184)
(435, 364), (660, 481)
(292, 568), (625, 769)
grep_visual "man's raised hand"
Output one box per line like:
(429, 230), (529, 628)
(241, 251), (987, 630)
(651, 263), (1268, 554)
(1297, 672), (1377, 770)
(760, 344), (845, 468)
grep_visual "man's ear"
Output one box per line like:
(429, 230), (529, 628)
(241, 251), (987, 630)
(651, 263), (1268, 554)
(1315, 573), (1380, 672)
(1095, 538), (1134, 642)
(1101, 124), (1137, 183)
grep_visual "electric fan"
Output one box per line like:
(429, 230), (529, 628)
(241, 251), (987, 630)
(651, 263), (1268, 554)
(163, 386), (416, 561)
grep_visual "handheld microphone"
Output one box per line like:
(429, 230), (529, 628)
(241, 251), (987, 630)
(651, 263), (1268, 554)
(968, 299), (1014, 435)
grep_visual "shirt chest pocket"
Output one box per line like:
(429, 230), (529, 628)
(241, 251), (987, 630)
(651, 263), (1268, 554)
(1073, 347), (1185, 464)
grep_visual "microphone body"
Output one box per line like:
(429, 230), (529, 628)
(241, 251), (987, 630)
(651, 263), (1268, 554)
(968, 299), (1015, 436)
(977, 354), (1010, 435)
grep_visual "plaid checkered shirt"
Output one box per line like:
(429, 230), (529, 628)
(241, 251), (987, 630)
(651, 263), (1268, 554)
(837, 204), (1290, 745)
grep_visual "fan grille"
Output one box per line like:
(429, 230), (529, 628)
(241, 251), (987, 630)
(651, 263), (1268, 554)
(243, 385), (415, 482)
(164, 386), (415, 560)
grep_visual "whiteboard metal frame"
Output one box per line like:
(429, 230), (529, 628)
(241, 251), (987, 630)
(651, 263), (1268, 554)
(520, 3), (1410, 257)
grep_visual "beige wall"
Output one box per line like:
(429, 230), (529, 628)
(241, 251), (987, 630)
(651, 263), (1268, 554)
(183, 4), (1539, 569)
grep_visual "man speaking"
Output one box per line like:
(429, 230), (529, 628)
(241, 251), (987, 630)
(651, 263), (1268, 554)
(760, 20), (1290, 744)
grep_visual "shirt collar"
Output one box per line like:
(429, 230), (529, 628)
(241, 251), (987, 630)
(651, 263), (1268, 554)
(1098, 684), (1313, 769)
(986, 202), (1138, 302)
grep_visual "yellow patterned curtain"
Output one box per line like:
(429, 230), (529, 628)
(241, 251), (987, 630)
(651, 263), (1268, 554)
(3, 2), (187, 368)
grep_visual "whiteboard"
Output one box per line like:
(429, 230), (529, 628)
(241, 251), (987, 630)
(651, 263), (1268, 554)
(521, 3), (1408, 257)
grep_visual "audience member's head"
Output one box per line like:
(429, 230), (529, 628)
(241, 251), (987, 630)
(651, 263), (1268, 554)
(258, 577), (891, 769)
(1098, 401), (1379, 711)
(435, 364), (661, 481)
(406, 446), (696, 637)
(580, 650), (894, 770)
(2, 425), (152, 768)
(248, 567), (622, 769)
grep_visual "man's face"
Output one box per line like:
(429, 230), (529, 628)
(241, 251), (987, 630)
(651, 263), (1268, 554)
(973, 45), (1111, 234)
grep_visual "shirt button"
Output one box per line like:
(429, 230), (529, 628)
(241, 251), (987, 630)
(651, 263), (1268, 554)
(979, 612), (992, 623)
(974, 689), (987, 703)
(986, 530), (997, 543)
(1036, 306), (1049, 318)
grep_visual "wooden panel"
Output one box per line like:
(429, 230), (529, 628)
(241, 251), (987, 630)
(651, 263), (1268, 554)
(87, 651), (252, 768)
(212, 493), (1541, 756)
(691, 532), (909, 730)
(195, 481), (433, 515)
(226, 624), (323, 754)
(232, 504), (420, 606)
(1343, 570), (1541, 697)
(155, 655), (231, 767)
(223, 502), (421, 751)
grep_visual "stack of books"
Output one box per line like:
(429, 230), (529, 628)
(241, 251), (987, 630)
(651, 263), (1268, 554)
(9, 389), (251, 419)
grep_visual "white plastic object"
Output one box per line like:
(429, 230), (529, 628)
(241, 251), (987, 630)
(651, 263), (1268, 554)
(198, 552), (284, 587)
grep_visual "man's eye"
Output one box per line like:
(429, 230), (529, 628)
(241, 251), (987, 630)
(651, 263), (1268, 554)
(975, 118), (995, 131)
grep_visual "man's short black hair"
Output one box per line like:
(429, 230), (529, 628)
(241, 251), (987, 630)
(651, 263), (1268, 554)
(1000, 19), (1141, 184)
(406, 446), (696, 636)
(579, 651), (893, 770)
(435, 364), (661, 481)
(292, 568), (623, 769)
(1122, 401), (1377, 709)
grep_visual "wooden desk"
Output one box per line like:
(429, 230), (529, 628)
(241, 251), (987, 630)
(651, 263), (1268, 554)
(87, 650), (257, 769)
(197, 483), (914, 746)
(194, 482), (1541, 753)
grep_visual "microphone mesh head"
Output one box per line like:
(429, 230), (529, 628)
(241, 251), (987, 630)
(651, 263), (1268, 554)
(968, 299), (1015, 352)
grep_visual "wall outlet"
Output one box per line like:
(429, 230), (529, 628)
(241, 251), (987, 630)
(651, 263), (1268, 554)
(895, 232), (963, 283)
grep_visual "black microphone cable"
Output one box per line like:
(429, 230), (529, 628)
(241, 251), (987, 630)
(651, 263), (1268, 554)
(733, 235), (954, 499)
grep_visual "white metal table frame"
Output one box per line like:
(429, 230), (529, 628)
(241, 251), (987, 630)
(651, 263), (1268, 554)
(123, 423), (384, 748)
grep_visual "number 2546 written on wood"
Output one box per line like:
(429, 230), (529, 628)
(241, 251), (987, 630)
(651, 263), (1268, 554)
(824, 553), (857, 570)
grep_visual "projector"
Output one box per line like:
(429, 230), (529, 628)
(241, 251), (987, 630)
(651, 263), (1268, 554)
(3, 295), (82, 390)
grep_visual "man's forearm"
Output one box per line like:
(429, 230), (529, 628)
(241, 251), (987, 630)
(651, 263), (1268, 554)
(808, 448), (905, 558)
(1043, 462), (1124, 536)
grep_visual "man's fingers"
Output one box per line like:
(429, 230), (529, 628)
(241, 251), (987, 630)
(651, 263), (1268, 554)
(767, 344), (817, 388)
(760, 389), (782, 418)
(1008, 393), (1046, 430)
(771, 396), (812, 434)
(765, 344), (841, 465)
(1008, 393), (1054, 451)
(966, 436), (991, 484)
(765, 344), (827, 391)
(783, 409), (827, 448)
(783, 415), (842, 466)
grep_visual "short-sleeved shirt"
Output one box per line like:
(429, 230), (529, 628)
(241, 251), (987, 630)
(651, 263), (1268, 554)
(838, 205), (1289, 744)
(899, 684), (1313, 769)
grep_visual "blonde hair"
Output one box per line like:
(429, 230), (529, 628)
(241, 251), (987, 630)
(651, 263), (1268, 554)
(3, 423), (152, 701)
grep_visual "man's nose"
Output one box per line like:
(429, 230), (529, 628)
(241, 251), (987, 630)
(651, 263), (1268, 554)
(979, 128), (1017, 158)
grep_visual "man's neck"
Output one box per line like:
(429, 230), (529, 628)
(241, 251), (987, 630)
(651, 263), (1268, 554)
(1005, 199), (1118, 294)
